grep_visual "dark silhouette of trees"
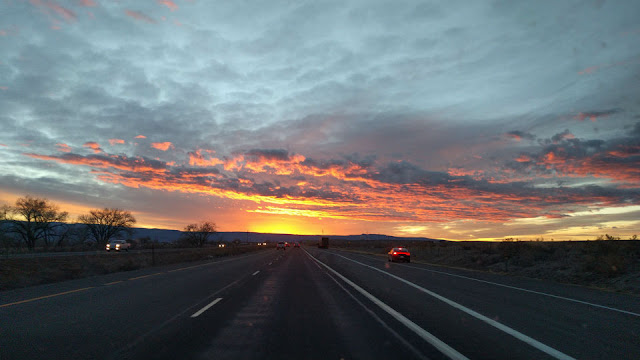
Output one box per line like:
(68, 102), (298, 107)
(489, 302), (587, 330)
(78, 208), (136, 246)
(6, 195), (68, 250)
(180, 221), (217, 247)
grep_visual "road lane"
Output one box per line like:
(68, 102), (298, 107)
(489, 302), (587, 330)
(1, 250), (279, 359)
(3, 245), (638, 359)
(122, 246), (432, 360)
(308, 248), (640, 360)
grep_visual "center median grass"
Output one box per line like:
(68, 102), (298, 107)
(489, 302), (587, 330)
(0, 246), (270, 291)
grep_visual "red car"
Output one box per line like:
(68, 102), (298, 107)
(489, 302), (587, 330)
(388, 247), (410, 263)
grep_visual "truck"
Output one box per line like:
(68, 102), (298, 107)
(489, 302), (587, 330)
(318, 237), (329, 249)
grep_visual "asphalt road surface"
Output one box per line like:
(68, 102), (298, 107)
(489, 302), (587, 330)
(1, 246), (639, 359)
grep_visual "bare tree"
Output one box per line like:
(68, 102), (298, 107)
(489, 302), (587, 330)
(78, 208), (136, 246)
(180, 221), (217, 247)
(7, 195), (68, 250)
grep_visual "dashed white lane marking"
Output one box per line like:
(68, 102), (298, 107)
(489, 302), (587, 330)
(252, 271), (260, 276)
(191, 297), (223, 318)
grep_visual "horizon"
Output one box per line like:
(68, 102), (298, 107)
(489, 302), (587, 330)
(1, 1), (639, 241)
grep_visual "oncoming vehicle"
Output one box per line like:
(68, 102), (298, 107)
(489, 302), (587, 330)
(388, 247), (410, 263)
(106, 240), (131, 252)
(276, 242), (286, 250)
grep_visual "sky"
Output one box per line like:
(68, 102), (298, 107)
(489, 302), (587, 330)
(1, 0), (639, 240)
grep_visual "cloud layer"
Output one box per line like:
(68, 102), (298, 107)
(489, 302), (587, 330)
(1, 0), (639, 239)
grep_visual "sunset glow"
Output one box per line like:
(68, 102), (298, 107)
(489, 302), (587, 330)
(1, 1), (639, 240)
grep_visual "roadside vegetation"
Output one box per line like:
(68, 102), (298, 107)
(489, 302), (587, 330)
(328, 238), (640, 294)
(0, 195), (267, 291)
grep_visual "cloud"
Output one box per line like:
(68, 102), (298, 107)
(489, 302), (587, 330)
(83, 142), (102, 153)
(158, 1), (178, 11)
(151, 142), (174, 151)
(29, 0), (77, 22)
(510, 132), (640, 185)
(125, 10), (156, 23)
(109, 139), (125, 145)
(55, 143), (71, 152)
(573, 109), (621, 122)
(506, 131), (535, 141)
(79, 0), (97, 7)
(188, 149), (224, 167)
(135, 135), (147, 139)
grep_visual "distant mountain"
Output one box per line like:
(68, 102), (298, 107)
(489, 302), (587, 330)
(131, 228), (441, 243)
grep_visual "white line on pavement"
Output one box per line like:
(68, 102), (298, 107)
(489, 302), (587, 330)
(395, 262), (640, 318)
(191, 298), (223, 318)
(332, 252), (576, 360)
(304, 249), (469, 360)
(252, 271), (260, 276)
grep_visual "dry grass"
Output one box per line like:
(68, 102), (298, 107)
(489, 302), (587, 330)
(327, 240), (640, 294)
(0, 246), (268, 291)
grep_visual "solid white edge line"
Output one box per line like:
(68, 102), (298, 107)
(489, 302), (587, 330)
(333, 253), (576, 360)
(394, 262), (640, 318)
(304, 249), (469, 360)
(190, 297), (223, 318)
(252, 270), (260, 276)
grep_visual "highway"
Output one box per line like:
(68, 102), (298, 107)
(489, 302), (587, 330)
(1, 246), (639, 359)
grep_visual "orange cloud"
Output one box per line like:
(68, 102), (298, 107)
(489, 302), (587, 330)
(188, 150), (224, 167)
(135, 135), (146, 139)
(26, 153), (168, 173)
(55, 143), (71, 152)
(125, 10), (156, 23)
(151, 142), (174, 151)
(158, 0), (178, 11)
(109, 139), (125, 145)
(83, 141), (102, 153)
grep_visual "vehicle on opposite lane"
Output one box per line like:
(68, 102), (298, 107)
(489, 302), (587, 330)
(106, 240), (131, 252)
(388, 247), (410, 262)
(276, 242), (286, 250)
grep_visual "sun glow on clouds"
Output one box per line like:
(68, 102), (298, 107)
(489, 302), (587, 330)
(151, 142), (173, 151)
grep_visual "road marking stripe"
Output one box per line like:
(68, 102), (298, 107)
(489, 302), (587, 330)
(324, 271), (430, 360)
(104, 281), (123, 286)
(0, 287), (94, 308)
(333, 253), (576, 360)
(304, 250), (469, 360)
(396, 262), (640, 318)
(252, 270), (260, 276)
(191, 297), (223, 318)
(129, 274), (153, 280)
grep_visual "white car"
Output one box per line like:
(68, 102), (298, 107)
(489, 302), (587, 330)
(106, 240), (131, 252)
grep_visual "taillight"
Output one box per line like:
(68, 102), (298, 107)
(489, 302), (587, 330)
(393, 252), (397, 255)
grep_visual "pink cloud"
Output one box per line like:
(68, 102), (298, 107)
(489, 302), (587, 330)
(158, 0), (178, 11)
(79, 0), (97, 6)
(135, 135), (146, 139)
(125, 10), (156, 23)
(55, 143), (71, 152)
(0, 86), (7, 91)
(109, 138), (125, 145)
(151, 142), (173, 151)
(578, 66), (598, 75)
(0, 144), (8, 147)
(83, 141), (103, 153)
